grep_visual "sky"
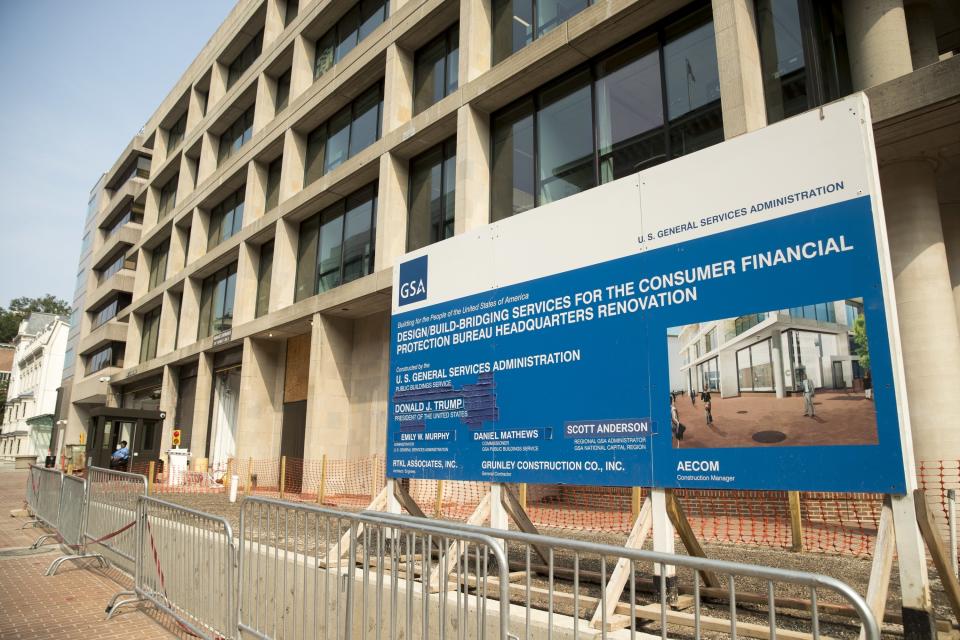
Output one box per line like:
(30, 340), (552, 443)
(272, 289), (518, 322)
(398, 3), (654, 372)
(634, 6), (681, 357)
(0, 0), (236, 309)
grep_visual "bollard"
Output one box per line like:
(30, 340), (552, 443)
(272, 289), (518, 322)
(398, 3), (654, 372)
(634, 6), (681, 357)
(279, 455), (286, 499)
(949, 489), (958, 578)
(147, 461), (155, 495)
(230, 475), (239, 503)
(434, 480), (445, 518)
(316, 454), (327, 504)
(519, 483), (528, 510)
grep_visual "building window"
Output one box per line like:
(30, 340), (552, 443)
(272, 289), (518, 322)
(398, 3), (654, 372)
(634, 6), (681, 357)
(158, 174), (179, 219)
(265, 157), (282, 211)
(91, 295), (130, 330)
(140, 307), (162, 363)
(218, 106), (255, 166)
(304, 83), (383, 184)
(256, 241), (274, 318)
(696, 356), (719, 392)
(104, 207), (143, 237)
(413, 25), (459, 114)
(149, 239), (170, 290)
(208, 188), (245, 249)
(167, 112), (187, 153)
(492, 0), (589, 64)
(491, 6), (721, 220)
(198, 263), (238, 339)
(227, 30), (264, 89)
(756, 0), (851, 124)
(275, 69), (291, 112)
(99, 252), (126, 281)
(844, 299), (862, 327)
(313, 0), (388, 80)
(285, 0), (299, 26)
(704, 327), (717, 352)
(295, 184), (377, 301)
(734, 312), (767, 336)
(737, 339), (774, 392)
(789, 302), (836, 323)
(408, 139), (455, 251)
(88, 343), (124, 374)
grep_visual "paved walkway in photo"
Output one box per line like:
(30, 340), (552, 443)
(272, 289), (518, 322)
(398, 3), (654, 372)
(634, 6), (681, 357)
(673, 390), (878, 449)
(0, 467), (183, 639)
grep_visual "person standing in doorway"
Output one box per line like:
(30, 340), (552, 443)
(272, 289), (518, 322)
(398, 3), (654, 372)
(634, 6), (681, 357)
(111, 440), (130, 470)
(703, 390), (713, 427)
(803, 376), (816, 417)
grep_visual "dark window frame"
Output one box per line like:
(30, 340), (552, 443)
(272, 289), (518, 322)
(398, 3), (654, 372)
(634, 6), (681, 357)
(227, 29), (265, 89)
(313, 0), (388, 80)
(166, 112), (187, 153)
(140, 306), (162, 363)
(413, 24), (460, 114)
(148, 238), (170, 290)
(158, 174), (179, 219)
(207, 187), (246, 250)
(407, 138), (456, 251)
(198, 262), (239, 339)
(303, 83), (384, 184)
(255, 240), (274, 318)
(217, 105), (255, 166)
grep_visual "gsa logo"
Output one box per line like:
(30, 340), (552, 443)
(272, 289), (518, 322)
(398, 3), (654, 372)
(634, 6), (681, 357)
(398, 256), (428, 306)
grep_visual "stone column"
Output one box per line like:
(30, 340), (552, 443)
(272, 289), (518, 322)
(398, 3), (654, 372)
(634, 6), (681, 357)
(712, 0), (767, 138)
(770, 329), (785, 398)
(234, 241), (259, 326)
(289, 35), (315, 102)
(269, 219), (298, 311)
(244, 160), (268, 224)
(904, 0), (938, 69)
(190, 352), (215, 458)
(178, 276), (203, 348)
(157, 290), (181, 357)
(454, 105), (491, 234)
(159, 364), (179, 469)
(236, 337), (284, 458)
(941, 204), (960, 329)
(374, 153), (408, 271)
(459, 0), (492, 84)
(303, 313), (354, 460)
(382, 44), (414, 134)
(842, 0), (912, 90)
(253, 72), (275, 135)
(198, 131), (220, 184)
(882, 159), (960, 639)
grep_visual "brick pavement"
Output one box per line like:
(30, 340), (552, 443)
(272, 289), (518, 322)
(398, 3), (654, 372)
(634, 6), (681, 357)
(0, 468), (185, 639)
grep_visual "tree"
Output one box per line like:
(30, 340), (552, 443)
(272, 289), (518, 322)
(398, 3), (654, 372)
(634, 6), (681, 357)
(0, 294), (71, 343)
(853, 314), (870, 375)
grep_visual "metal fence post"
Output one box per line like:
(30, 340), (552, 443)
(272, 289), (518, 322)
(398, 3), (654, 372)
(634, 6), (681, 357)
(147, 462), (155, 495)
(317, 453), (327, 504)
(789, 491), (804, 552)
(279, 455), (286, 499)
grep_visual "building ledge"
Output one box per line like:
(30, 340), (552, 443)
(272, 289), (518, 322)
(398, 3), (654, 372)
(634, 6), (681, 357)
(85, 270), (135, 313)
(91, 224), (141, 271)
(78, 320), (128, 357)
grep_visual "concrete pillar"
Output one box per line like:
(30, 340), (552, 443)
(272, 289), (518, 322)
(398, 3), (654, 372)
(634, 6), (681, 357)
(253, 73), (275, 135)
(150, 127), (169, 177)
(279, 129), (306, 202)
(126, 313), (144, 367)
(842, 0), (912, 90)
(187, 85), (207, 131)
(143, 183), (161, 230)
(264, 0), (286, 46)
(459, 0), (492, 84)
(178, 155), (197, 199)
(771, 329), (785, 398)
(382, 44), (414, 133)
(157, 290), (181, 356)
(374, 153), (409, 271)
(290, 35), (315, 101)
(236, 337), (284, 458)
(187, 208), (210, 265)
(269, 219), (298, 311)
(454, 105), (491, 234)
(244, 160), (267, 223)
(132, 248), (151, 299)
(190, 352), (215, 458)
(178, 277), (202, 348)
(159, 364), (179, 469)
(905, 0), (939, 69)
(303, 313), (354, 460)
(170, 223), (188, 273)
(234, 241), (259, 326)
(208, 62), (229, 110)
(712, 0), (767, 138)
(942, 204), (960, 329)
(882, 159), (960, 462)
(198, 131), (219, 184)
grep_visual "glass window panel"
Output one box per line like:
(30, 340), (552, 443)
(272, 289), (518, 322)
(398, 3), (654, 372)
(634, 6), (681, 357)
(198, 278), (214, 339)
(408, 146), (443, 251)
(596, 38), (665, 180)
(221, 268), (236, 331)
(314, 30), (337, 79)
(537, 71), (595, 204)
(323, 108), (352, 173)
(536, 0), (589, 38)
(256, 241), (274, 318)
(756, 0), (807, 123)
(441, 142), (456, 240)
(305, 125), (327, 184)
(359, 0), (386, 40)
(317, 208), (345, 293)
(491, 0), (533, 65)
(295, 216), (320, 302)
(414, 36), (447, 114)
(447, 26), (459, 96)
(211, 277), (227, 333)
(491, 100), (535, 221)
(664, 10), (721, 121)
(348, 86), (382, 157)
(336, 6), (361, 62)
(342, 193), (373, 284)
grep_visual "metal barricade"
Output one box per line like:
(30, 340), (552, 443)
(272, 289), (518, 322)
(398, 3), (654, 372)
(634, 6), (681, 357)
(369, 510), (881, 640)
(106, 496), (237, 640)
(81, 466), (147, 574)
(25, 467), (63, 544)
(23, 464), (42, 517)
(46, 474), (109, 575)
(238, 496), (512, 640)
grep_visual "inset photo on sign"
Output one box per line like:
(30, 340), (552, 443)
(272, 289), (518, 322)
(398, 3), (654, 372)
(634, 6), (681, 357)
(667, 298), (878, 449)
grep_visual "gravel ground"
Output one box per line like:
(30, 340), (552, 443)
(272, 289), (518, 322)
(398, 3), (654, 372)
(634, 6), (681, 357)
(155, 491), (958, 639)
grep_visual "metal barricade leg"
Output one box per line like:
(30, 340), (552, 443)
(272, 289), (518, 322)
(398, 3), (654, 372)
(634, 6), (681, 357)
(46, 551), (108, 576)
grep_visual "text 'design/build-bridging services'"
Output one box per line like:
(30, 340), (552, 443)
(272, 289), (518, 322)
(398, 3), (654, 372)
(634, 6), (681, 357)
(388, 94), (911, 494)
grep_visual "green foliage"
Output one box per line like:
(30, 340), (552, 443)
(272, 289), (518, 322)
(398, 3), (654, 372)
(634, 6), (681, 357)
(0, 294), (71, 343)
(853, 314), (870, 374)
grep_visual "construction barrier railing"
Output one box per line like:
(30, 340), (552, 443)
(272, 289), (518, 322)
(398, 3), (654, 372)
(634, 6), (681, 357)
(23, 466), (63, 547)
(237, 496), (512, 640)
(371, 510), (881, 640)
(24, 464), (42, 517)
(78, 466), (148, 574)
(106, 496), (236, 640)
(45, 474), (106, 576)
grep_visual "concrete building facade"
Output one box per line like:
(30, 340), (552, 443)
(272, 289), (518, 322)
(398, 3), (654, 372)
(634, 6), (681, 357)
(59, 0), (959, 483)
(1, 314), (69, 463)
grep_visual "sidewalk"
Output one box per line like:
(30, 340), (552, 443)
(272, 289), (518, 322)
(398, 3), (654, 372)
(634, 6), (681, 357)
(0, 468), (183, 639)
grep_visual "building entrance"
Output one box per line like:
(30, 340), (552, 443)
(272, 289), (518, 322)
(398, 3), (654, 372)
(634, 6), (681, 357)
(85, 407), (164, 472)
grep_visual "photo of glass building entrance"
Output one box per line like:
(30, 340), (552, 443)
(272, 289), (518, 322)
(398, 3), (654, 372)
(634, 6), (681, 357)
(669, 298), (878, 449)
